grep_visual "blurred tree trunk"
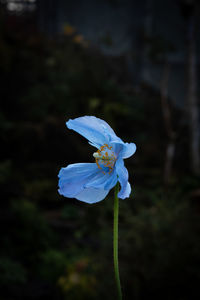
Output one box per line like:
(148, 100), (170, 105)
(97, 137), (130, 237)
(181, 0), (200, 174)
(186, 13), (200, 174)
(160, 62), (176, 185)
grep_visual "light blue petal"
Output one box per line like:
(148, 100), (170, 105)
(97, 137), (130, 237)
(75, 187), (109, 204)
(121, 142), (136, 159)
(110, 141), (124, 156)
(85, 168), (118, 190)
(58, 163), (98, 181)
(111, 141), (136, 159)
(115, 158), (131, 199)
(67, 116), (119, 148)
(58, 163), (99, 198)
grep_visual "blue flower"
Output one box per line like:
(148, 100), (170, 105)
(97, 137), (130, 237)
(58, 116), (136, 204)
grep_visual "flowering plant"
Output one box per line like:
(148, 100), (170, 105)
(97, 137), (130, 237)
(58, 116), (136, 299)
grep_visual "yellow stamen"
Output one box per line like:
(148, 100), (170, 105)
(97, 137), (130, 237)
(93, 144), (116, 174)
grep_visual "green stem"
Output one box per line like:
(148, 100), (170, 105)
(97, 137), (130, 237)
(113, 182), (122, 300)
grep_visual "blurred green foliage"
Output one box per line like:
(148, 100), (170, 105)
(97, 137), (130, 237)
(0, 257), (27, 286)
(0, 14), (200, 300)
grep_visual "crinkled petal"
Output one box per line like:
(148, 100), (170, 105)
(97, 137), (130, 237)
(58, 163), (99, 198)
(111, 141), (136, 159)
(67, 116), (119, 148)
(76, 187), (109, 204)
(85, 168), (118, 190)
(115, 158), (131, 199)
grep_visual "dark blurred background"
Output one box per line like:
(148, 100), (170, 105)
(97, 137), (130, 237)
(1, 0), (200, 299)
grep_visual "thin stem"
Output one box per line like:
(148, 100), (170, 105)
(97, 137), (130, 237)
(113, 182), (122, 300)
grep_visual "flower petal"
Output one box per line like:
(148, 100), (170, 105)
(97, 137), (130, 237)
(111, 141), (136, 159)
(85, 168), (118, 190)
(58, 163), (99, 198)
(121, 142), (136, 159)
(115, 158), (131, 199)
(67, 116), (119, 148)
(75, 187), (109, 204)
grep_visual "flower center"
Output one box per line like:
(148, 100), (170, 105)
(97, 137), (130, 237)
(93, 144), (116, 174)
